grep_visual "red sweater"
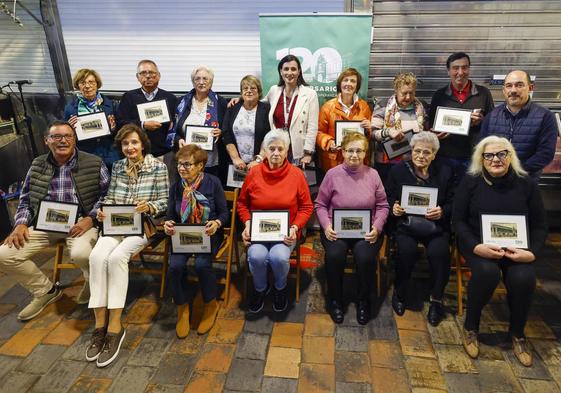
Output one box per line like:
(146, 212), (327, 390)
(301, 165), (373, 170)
(237, 159), (313, 237)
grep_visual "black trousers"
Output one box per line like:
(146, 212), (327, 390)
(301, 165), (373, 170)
(464, 255), (536, 338)
(394, 232), (451, 301)
(320, 231), (383, 302)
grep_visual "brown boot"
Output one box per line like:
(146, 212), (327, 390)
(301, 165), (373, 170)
(176, 304), (190, 338)
(197, 299), (219, 335)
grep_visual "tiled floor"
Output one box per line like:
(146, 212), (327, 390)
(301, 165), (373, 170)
(0, 232), (560, 393)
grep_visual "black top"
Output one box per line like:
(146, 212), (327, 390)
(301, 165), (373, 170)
(452, 169), (547, 256)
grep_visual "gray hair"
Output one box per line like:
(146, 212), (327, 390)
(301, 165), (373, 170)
(136, 59), (159, 72)
(410, 131), (440, 153)
(262, 129), (290, 151)
(468, 136), (527, 177)
(190, 65), (215, 85)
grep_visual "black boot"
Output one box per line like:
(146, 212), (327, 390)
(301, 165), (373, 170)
(391, 292), (406, 316)
(356, 300), (370, 325)
(273, 286), (288, 312)
(427, 299), (445, 327)
(327, 300), (344, 324)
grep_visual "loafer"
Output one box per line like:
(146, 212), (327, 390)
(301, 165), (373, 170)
(427, 301), (445, 327)
(356, 300), (370, 325)
(461, 327), (479, 359)
(85, 327), (106, 361)
(273, 286), (288, 313)
(512, 336), (533, 367)
(18, 285), (63, 321)
(327, 300), (344, 324)
(96, 328), (126, 368)
(391, 293), (406, 316)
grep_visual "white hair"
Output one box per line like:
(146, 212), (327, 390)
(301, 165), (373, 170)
(190, 65), (215, 85)
(262, 129), (290, 151)
(410, 131), (440, 153)
(468, 136), (527, 177)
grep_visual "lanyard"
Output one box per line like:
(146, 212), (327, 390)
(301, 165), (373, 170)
(283, 86), (298, 131)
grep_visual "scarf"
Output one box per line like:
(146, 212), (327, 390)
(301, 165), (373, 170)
(177, 88), (219, 128)
(383, 94), (425, 132)
(76, 92), (104, 115)
(125, 157), (144, 181)
(180, 173), (210, 224)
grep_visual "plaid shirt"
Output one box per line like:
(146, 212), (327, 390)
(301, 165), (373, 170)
(104, 154), (169, 216)
(15, 151), (110, 226)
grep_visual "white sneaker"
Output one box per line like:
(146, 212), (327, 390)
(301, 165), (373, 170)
(17, 286), (63, 321)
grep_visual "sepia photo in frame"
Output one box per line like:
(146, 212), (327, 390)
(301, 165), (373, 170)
(480, 214), (528, 249)
(332, 209), (371, 239)
(184, 125), (214, 151)
(250, 210), (289, 242)
(101, 204), (143, 236)
(400, 185), (438, 215)
(171, 224), (211, 253)
(35, 200), (79, 234)
(433, 106), (472, 136)
(226, 164), (247, 188)
(334, 120), (364, 146)
(137, 100), (170, 123)
(381, 129), (414, 160)
(75, 112), (111, 141)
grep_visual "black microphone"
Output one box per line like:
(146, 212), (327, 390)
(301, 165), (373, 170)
(9, 80), (32, 85)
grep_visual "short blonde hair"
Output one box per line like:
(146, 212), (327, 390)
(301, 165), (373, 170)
(240, 75), (263, 99)
(393, 72), (417, 91)
(191, 65), (215, 85)
(468, 136), (527, 177)
(72, 69), (102, 90)
(341, 132), (368, 152)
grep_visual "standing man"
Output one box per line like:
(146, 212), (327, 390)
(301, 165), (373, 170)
(479, 70), (557, 179)
(429, 52), (495, 181)
(0, 121), (109, 320)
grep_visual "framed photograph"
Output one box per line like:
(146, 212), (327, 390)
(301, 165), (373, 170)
(171, 224), (211, 253)
(433, 106), (472, 136)
(75, 112), (110, 141)
(400, 185), (438, 215)
(334, 120), (364, 146)
(250, 210), (289, 242)
(185, 125), (214, 151)
(137, 100), (170, 123)
(480, 214), (529, 249)
(332, 209), (371, 238)
(226, 165), (247, 188)
(381, 130), (414, 159)
(101, 204), (144, 236)
(35, 200), (79, 234)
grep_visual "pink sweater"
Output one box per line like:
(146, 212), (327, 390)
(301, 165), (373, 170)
(314, 163), (389, 233)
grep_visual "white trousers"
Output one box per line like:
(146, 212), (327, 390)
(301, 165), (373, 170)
(88, 234), (147, 309)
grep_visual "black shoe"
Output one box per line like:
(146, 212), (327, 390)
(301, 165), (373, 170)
(427, 300), (445, 327)
(356, 300), (370, 325)
(86, 327), (106, 362)
(248, 285), (269, 314)
(391, 293), (406, 316)
(96, 328), (126, 368)
(327, 300), (344, 324)
(273, 286), (288, 312)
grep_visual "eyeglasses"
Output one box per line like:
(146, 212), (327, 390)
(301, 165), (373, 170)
(344, 148), (365, 155)
(177, 161), (197, 169)
(137, 71), (158, 77)
(482, 150), (509, 161)
(48, 134), (74, 142)
(412, 148), (433, 156)
(78, 80), (96, 87)
(242, 86), (258, 92)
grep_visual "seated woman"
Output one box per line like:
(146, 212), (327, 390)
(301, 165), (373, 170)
(222, 75), (271, 171)
(371, 72), (427, 183)
(163, 144), (229, 338)
(315, 132), (388, 324)
(453, 136), (547, 367)
(385, 131), (454, 326)
(237, 129), (313, 314)
(316, 68), (372, 173)
(87, 124), (169, 368)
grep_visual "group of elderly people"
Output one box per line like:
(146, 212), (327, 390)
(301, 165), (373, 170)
(0, 52), (552, 369)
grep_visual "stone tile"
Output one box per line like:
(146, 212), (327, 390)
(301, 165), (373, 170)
(0, 283), (32, 307)
(335, 351), (371, 383)
(0, 371), (40, 393)
(335, 326), (368, 352)
(434, 343), (477, 373)
(144, 317), (176, 340)
(298, 363), (335, 393)
(395, 311), (428, 331)
(265, 346), (301, 378)
(0, 354), (22, 381)
(504, 350), (552, 380)
(207, 318), (244, 344)
(125, 299), (160, 324)
(225, 358), (265, 391)
(366, 313), (399, 341)
(270, 322), (304, 349)
(398, 329), (436, 358)
(426, 319), (462, 345)
(127, 337), (171, 367)
(217, 304), (246, 320)
(550, 366), (561, 388)
(184, 371), (226, 393)
(16, 344), (66, 374)
(81, 349), (132, 379)
(305, 291), (326, 314)
(150, 353), (196, 385)
(531, 339), (561, 366)
(144, 384), (184, 393)
(411, 388), (447, 393)
(42, 319), (91, 346)
(304, 313), (335, 337)
(261, 377), (298, 393)
(368, 340), (404, 369)
(61, 333), (91, 361)
(108, 366), (154, 393)
(30, 359), (87, 393)
(336, 381), (372, 393)
(243, 316), (274, 334)
(167, 332), (206, 355)
(519, 379), (561, 393)
(121, 323), (151, 350)
(444, 373), (486, 393)
(194, 343), (235, 373)
(404, 357), (446, 390)
(0, 303), (16, 318)
(67, 376), (112, 393)
(525, 317), (557, 340)
(235, 332), (269, 360)
(0, 327), (50, 357)
(474, 359), (524, 393)
(0, 313), (25, 340)
(302, 336), (334, 364)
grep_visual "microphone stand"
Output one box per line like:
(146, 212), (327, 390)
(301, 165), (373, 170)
(14, 82), (38, 157)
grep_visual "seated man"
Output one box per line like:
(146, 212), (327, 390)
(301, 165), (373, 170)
(0, 120), (109, 321)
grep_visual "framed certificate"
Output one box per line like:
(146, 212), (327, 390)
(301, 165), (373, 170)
(226, 165), (247, 188)
(171, 224), (211, 253)
(400, 185), (438, 215)
(381, 130), (414, 159)
(75, 112), (110, 141)
(433, 106), (472, 136)
(332, 209), (371, 238)
(35, 200), (79, 234)
(334, 120), (364, 146)
(137, 100), (170, 123)
(101, 204), (144, 236)
(480, 214), (529, 249)
(250, 210), (289, 242)
(185, 125), (214, 151)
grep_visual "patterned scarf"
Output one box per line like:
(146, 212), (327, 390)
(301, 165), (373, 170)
(383, 94), (425, 132)
(76, 92), (104, 115)
(177, 88), (219, 128)
(125, 157), (144, 181)
(180, 173), (210, 224)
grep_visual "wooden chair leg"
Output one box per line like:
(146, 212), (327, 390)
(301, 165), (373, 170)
(455, 248), (464, 316)
(295, 246), (301, 303)
(52, 242), (64, 283)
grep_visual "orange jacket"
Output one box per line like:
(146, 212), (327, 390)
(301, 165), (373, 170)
(316, 97), (372, 171)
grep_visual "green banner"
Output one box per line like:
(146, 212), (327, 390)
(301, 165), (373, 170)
(259, 13), (372, 105)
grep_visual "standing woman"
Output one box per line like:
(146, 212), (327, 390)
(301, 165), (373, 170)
(172, 65), (228, 178)
(164, 144), (229, 338)
(316, 68), (372, 172)
(86, 124), (168, 368)
(64, 69), (120, 169)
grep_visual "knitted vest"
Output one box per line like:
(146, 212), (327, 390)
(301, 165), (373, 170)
(28, 151), (102, 222)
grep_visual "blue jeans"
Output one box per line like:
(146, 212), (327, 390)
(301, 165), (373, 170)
(247, 242), (295, 292)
